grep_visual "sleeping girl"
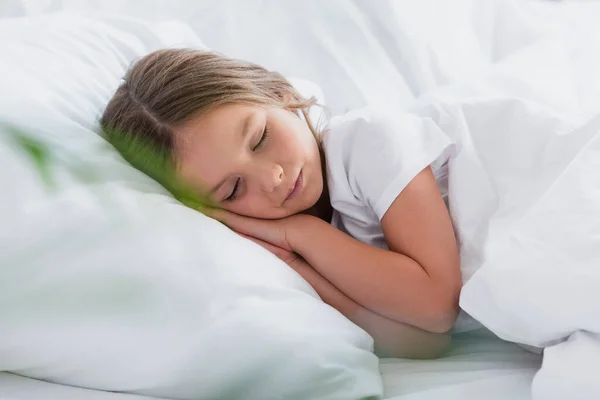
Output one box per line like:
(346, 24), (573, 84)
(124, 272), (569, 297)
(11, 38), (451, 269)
(100, 49), (462, 359)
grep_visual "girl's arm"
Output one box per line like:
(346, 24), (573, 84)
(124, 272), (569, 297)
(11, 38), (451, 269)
(291, 257), (451, 359)
(206, 167), (461, 333)
(288, 167), (461, 333)
(239, 234), (451, 359)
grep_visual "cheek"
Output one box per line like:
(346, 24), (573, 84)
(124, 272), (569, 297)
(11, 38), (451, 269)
(230, 196), (294, 219)
(274, 113), (313, 150)
(227, 194), (272, 217)
(299, 134), (321, 166)
(280, 129), (316, 159)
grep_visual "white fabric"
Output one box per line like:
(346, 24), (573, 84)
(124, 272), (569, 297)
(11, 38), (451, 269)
(401, 3), (600, 399)
(382, 328), (541, 400)
(3, 0), (600, 399)
(531, 331), (600, 400)
(0, 328), (542, 400)
(0, 13), (382, 400)
(411, 1), (600, 397)
(0, 0), (537, 115)
(0, 0), (417, 115)
(0, 372), (156, 400)
(323, 108), (453, 249)
(0, 1), (596, 116)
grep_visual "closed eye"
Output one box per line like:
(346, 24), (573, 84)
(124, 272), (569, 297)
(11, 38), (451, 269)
(224, 178), (240, 202)
(252, 125), (269, 151)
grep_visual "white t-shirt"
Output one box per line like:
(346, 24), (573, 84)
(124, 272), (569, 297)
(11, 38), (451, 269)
(322, 107), (454, 249)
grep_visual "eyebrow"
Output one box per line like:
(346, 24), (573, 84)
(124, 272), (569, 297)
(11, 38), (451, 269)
(208, 113), (254, 197)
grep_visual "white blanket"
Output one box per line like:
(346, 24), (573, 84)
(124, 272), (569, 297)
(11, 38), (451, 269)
(406, 3), (600, 399)
(2, 1), (600, 398)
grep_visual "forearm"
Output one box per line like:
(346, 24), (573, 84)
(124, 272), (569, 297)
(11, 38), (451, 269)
(289, 216), (459, 332)
(294, 259), (451, 359)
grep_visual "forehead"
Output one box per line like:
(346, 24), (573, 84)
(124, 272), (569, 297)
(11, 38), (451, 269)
(174, 103), (256, 190)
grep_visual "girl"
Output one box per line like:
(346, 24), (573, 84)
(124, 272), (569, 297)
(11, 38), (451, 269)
(101, 49), (461, 359)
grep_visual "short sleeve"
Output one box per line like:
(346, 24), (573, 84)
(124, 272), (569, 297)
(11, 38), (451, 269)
(324, 108), (453, 221)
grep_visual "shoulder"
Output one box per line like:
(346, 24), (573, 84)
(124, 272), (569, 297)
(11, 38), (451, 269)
(322, 106), (454, 219)
(321, 106), (447, 168)
(321, 107), (413, 204)
(321, 107), (403, 164)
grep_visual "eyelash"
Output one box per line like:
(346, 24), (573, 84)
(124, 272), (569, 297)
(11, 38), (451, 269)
(252, 125), (269, 151)
(224, 178), (240, 202)
(224, 125), (269, 202)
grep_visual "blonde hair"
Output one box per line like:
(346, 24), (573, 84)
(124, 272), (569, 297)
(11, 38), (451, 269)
(100, 48), (320, 202)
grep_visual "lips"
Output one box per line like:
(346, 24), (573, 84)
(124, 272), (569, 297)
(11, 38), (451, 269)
(285, 170), (303, 202)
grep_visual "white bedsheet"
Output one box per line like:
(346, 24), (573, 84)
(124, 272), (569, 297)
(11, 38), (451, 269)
(0, 373), (158, 400)
(382, 329), (541, 400)
(0, 329), (540, 400)
(3, 0), (596, 117)
(402, 1), (600, 398)
(1, 1), (599, 399)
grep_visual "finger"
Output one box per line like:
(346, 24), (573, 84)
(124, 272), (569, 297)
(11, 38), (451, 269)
(246, 236), (286, 257)
(236, 232), (253, 240)
(205, 209), (285, 249)
(205, 208), (247, 230)
(236, 232), (270, 247)
(227, 216), (278, 245)
(205, 209), (252, 236)
(239, 234), (290, 260)
(202, 207), (229, 223)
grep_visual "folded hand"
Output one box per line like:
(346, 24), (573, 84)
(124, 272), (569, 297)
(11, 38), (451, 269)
(205, 208), (301, 252)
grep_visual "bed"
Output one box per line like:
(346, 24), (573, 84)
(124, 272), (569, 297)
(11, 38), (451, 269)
(1, 0), (598, 399)
(0, 329), (542, 400)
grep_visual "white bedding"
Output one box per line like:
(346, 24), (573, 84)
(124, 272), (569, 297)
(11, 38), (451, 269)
(0, 372), (158, 400)
(0, 12), (382, 400)
(406, 1), (600, 398)
(382, 329), (541, 400)
(2, 0), (600, 399)
(0, 329), (541, 400)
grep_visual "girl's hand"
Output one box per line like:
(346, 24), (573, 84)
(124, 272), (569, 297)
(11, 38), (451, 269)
(237, 232), (315, 282)
(240, 236), (450, 360)
(238, 232), (299, 266)
(205, 208), (303, 252)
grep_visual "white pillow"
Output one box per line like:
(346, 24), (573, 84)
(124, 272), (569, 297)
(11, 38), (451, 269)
(0, 0), (418, 115)
(5, 0), (558, 117)
(0, 12), (382, 400)
(0, 0), (580, 118)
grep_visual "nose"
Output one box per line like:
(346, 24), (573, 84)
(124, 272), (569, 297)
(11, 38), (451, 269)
(254, 161), (283, 193)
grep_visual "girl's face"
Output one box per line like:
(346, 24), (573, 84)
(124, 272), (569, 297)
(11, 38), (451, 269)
(175, 104), (324, 219)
